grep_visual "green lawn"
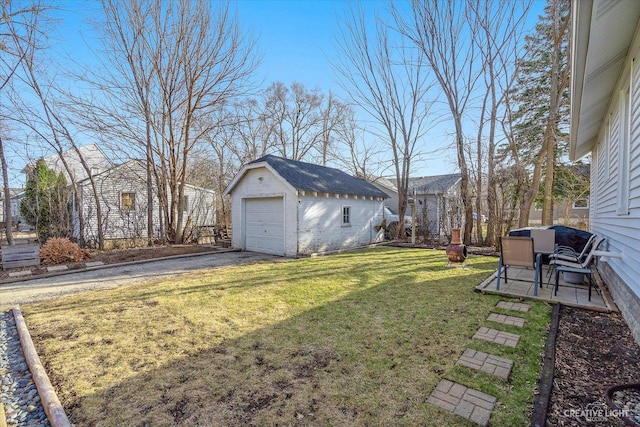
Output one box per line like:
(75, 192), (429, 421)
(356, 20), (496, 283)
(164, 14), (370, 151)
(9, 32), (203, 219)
(23, 247), (551, 426)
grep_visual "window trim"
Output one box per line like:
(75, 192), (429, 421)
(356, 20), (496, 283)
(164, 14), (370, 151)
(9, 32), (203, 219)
(572, 199), (589, 210)
(121, 191), (136, 212)
(342, 205), (351, 227)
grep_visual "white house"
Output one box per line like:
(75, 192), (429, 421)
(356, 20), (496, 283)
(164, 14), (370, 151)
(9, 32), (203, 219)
(74, 159), (216, 243)
(23, 145), (216, 245)
(571, 1), (640, 341)
(22, 144), (114, 183)
(224, 155), (388, 257)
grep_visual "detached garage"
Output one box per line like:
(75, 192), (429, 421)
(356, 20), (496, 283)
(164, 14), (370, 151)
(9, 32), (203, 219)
(224, 155), (388, 257)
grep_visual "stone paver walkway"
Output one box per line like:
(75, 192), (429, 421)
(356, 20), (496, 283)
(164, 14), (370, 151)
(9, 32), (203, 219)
(487, 312), (525, 327)
(473, 327), (520, 347)
(426, 379), (496, 426)
(496, 301), (530, 312)
(456, 348), (514, 380)
(426, 300), (529, 425)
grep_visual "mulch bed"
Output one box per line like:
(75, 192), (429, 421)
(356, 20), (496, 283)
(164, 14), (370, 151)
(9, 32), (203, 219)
(547, 305), (640, 426)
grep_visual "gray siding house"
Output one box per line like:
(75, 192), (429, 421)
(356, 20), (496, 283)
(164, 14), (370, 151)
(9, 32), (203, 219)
(373, 173), (462, 237)
(75, 159), (215, 243)
(571, 1), (640, 341)
(23, 145), (216, 244)
(22, 144), (114, 183)
(224, 155), (388, 257)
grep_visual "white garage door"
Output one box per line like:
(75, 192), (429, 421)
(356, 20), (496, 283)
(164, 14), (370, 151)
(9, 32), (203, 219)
(244, 197), (285, 256)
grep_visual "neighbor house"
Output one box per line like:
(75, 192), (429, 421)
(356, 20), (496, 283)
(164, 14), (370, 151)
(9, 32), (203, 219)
(74, 159), (215, 244)
(373, 173), (462, 237)
(528, 199), (590, 228)
(224, 155), (388, 257)
(22, 145), (216, 245)
(0, 188), (24, 225)
(528, 163), (590, 227)
(571, 1), (640, 340)
(22, 144), (114, 183)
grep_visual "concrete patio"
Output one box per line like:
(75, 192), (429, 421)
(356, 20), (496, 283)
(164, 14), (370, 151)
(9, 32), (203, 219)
(476, 265), (616, 312)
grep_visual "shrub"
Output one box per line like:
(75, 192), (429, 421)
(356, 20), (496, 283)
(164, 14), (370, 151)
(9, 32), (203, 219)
(40, 238), (91, 265)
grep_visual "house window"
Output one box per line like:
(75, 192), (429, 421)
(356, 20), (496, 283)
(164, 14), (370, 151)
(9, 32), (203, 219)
(182, 195), (189, 212)
(572, 199), (589, 209)
(121, 192), (135, 212)
(342, 206), (351, 226)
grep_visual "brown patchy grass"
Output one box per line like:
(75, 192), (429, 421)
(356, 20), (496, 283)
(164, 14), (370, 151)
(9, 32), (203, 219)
(23, 247), (550, 426)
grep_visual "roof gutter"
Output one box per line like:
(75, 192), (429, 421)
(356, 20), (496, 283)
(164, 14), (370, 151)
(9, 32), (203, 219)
(569, 0), (593, 161)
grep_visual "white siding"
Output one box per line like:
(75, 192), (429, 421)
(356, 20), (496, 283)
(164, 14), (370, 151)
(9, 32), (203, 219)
(79, 161), (215, 241)
(44, 144), (113, 183)
(591, 34), (640, 340)
(297, 194), (383, 254)
(631, 56), (640, 212)
(182, 185), (216, 227)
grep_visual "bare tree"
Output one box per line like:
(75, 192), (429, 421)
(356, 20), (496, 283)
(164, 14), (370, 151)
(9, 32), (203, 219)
(468, 0), (531, 246)
(335, 4), (434, 238)
(227, 97), (275, 163)
(540, 0), (570, 225)
(199, 106), (243, 230)
(0, 134), (12, 243)
(263, 81), (333, 162)
(333, 107), (384, 180)
(393, 0), (481, 244)
(79, 0), (257, 244)
(4, 3), (109, 248)
(0, 1), (49, 245)
(503, 0), (570, 228)
(96, 0), (158, 246)
(318, 91), (350, 166)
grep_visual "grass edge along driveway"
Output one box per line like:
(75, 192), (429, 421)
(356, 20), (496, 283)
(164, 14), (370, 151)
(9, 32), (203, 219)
(23, 247), (551, 426)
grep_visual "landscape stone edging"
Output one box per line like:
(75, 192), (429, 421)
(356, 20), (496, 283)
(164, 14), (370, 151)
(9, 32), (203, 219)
(530, 302), (561, 427)
(11, 307), (70, 427)
(0, 246), (240, 285)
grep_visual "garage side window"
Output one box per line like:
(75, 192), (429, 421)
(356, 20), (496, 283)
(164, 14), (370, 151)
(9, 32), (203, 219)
(342, 206), (351, 226)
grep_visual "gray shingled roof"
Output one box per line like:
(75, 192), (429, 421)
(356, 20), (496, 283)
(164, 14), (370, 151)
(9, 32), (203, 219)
(251, 155), (388, 198)
(380, 173), (462, 194)
(408, 174), (461, 193)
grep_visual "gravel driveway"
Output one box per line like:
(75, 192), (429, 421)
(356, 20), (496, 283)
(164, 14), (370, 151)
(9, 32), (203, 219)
(0, 251), (282, 308)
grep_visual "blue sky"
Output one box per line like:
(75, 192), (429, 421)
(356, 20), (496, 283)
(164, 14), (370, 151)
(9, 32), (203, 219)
(9, 0), (546, 185)
(236, 0), (348, 92)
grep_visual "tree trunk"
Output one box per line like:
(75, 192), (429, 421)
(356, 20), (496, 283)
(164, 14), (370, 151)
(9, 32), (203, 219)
(542, 0), (567, 226)
(0, 137), (14, 246)
(454, 117), (473, 244)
